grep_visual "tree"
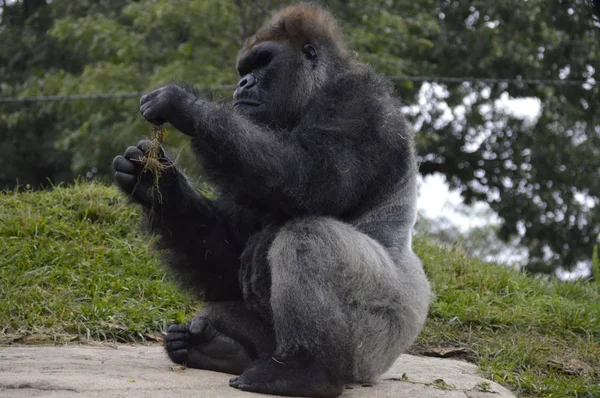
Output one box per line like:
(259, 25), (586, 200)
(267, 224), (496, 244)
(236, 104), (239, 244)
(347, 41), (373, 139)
(1, 0), (245, 187)
(330, 0), (599, 273)
(408, 0), (599, 273)
(0, 0), (76, 188)
(0, 0), (598, 273)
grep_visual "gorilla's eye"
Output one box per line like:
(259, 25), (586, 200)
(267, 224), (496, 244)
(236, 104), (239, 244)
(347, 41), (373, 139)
(253, 50), (274, 70)
(302, 44), (318, 61)
(238, 49), (274, 77)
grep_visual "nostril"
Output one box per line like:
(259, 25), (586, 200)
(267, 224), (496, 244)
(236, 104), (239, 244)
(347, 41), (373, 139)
(237, 74), (256, 90)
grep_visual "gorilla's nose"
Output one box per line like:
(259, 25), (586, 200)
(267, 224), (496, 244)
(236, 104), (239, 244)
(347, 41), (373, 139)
(237, 74), (256, 90)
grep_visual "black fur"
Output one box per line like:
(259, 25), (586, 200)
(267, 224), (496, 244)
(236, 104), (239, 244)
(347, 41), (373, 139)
(114, 4), (429, 397)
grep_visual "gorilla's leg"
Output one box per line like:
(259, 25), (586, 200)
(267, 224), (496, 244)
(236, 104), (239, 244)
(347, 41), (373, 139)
(230, 217), (430, 397)
(165, 302), (275, 375)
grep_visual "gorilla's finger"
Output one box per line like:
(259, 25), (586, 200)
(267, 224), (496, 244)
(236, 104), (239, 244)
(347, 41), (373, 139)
(166, 340), (187, 352)
(114, 172), (137, 191)
(140, 93), (151, 105)
(141, 104), (166, 126)
(113, 156), (136, 174)
(140, 103), (153, 119)
(124, 145), (144, 161)
(168, 324), (189, 333)
(136, 139), (152, 153)
(156, 145), (170, 161)
(140, 89), (161, 106)
(136, 139), (172, 165)
(140, 100), (153, 116)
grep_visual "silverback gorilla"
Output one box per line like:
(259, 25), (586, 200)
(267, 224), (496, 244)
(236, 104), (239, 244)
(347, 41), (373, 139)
(113, 3), (430, 397)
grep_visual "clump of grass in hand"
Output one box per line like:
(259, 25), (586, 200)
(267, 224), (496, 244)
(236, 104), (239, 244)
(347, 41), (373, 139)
(140, 125), (170, 202)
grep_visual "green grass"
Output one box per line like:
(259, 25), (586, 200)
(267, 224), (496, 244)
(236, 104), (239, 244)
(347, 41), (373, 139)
(1, 182), (599, 397)
(414, 239), (600, 397)
(0, 182), (201, 342)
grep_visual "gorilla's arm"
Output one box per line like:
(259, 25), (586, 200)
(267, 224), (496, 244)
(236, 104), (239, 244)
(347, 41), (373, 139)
(113, 141), (260, 301)
(147, 194), (253, 301)
(141, 83), (404, 217)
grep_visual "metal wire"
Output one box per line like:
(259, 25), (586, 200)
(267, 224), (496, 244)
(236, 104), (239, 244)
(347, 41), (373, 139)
(392, 76), (594, 87)
(0, 92), (142, 103)
(0, 77), (593, 104)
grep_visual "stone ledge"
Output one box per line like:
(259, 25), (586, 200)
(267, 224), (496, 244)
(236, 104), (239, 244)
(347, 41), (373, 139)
(0, 345), (515, 398)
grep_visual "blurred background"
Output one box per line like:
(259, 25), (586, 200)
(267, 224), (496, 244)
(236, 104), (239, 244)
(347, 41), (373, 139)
(0, 0), (598, 278)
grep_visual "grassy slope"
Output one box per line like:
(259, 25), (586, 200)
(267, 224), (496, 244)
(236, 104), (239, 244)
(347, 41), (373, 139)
(0, 182), (598, 397)
(0, 182), (200, 341)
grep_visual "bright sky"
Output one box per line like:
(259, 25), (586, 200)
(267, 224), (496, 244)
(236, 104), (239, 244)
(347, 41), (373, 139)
(417, 96), (541, 224)
(417, 96), (590, 279)
(417, 173), (490, 230)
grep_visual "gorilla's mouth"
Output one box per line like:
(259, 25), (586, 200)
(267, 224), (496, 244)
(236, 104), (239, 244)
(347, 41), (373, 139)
(234, 100), (263, 107)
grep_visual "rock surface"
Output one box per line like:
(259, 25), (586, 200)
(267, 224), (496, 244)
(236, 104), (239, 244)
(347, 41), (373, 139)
(0, 345), (515, 397)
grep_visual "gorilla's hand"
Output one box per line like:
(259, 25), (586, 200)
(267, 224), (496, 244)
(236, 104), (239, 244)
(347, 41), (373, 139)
(140, 84), (198, 136)
(113, 139), (181, 209)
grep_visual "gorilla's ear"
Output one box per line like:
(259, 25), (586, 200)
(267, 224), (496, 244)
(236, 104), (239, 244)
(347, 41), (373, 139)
(302, 44), (318, 61)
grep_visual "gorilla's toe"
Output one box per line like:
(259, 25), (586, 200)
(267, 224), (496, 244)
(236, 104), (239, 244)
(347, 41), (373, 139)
(164, 317), (252, 375)
(165, 324), (191, 365)
(230, 357), (344, 398)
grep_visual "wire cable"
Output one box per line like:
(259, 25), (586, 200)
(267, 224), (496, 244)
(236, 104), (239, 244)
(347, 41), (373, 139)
(0, 77), (594, 104)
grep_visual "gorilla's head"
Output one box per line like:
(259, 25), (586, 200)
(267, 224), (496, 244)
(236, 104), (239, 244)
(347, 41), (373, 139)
(233, 3), (352, 128)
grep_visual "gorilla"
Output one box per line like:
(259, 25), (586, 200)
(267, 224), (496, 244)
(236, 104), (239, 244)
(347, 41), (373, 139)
(113, 3), (430, 397)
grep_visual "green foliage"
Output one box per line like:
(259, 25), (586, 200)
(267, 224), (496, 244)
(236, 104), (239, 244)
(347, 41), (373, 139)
(0, 0), (599, 272)
(0, 0), (245, 187)
(1, 182), (598, 396)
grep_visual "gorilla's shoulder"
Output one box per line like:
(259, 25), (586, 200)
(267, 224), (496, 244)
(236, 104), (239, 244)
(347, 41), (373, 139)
(326, 63), (392, 99)
(306, 63), (402, 132)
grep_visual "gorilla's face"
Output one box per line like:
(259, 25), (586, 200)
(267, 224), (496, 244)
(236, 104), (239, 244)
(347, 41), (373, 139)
(233, 41), (319, 128)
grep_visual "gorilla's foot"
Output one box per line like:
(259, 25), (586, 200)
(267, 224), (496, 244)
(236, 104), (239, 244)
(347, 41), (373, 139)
(229, 357), (344, 398)
(165, 316), (252, 375)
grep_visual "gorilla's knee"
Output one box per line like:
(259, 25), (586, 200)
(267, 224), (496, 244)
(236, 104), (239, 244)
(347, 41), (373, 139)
(268, 217), (345, 272)
(270, 217), (396, 280)
(276, 216), (339, 241)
